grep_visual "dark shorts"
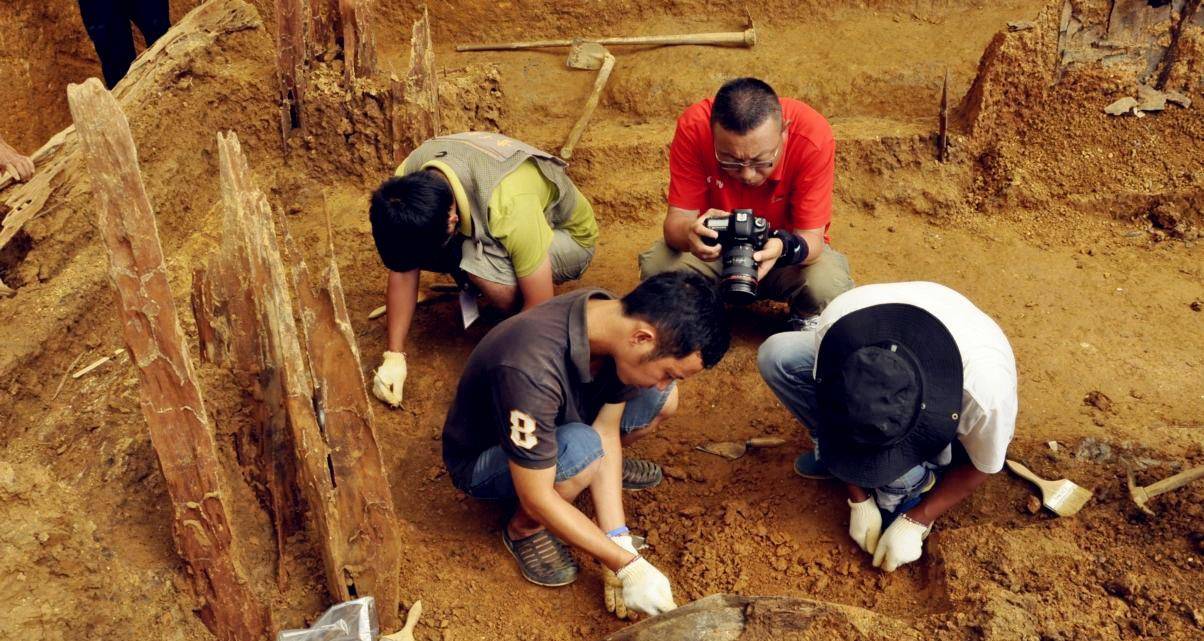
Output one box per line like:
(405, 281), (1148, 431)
(458, 385), (674, 500)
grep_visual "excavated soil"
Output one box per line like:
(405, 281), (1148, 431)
(1, 1), (1202, 640)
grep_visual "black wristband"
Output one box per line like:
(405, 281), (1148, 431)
(770, 230), (809, 268)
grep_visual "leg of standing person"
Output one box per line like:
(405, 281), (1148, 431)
(128, 0), (172, 47)
(77, 0), (137, 89)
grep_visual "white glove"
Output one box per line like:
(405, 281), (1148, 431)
(848, 497), (882, 555)
(616, 557), (677, 617)
(372, 351), (407, 407)
(872, 515), (930, 572)
(603, 534), (637, 619)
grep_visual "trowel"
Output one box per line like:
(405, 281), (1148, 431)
(697, 436), (788, 460)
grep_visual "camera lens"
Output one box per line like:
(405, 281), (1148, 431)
(720, 244), (759, 305)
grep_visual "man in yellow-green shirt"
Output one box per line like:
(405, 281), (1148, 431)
(368, 132), (598, 409)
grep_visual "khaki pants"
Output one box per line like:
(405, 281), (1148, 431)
(638, 240), (854, 316)
(460, 229), (595, 286)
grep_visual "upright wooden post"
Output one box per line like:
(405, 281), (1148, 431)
(341, 0), (377, 82)
(206, 131), (401, 627)
(274, 0), (308, 137)
(66, 78), (271, 641)
(392, 6), (439, 163)
(285, 222), (402, 628)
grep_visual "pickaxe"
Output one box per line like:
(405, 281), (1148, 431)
(1125, 461), (1204, 516)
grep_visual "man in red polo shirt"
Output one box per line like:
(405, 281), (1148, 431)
(639, 77), (853, 328)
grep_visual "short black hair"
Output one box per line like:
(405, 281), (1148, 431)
(368, 170), (454, 272)
(621, 272), (731, 368)
(710, 77), (782, 134)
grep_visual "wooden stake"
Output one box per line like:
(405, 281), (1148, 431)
(285, 218), (402, 629)
(393, 5), (440, 163)
(208, 131), (401, 627)
(274, 0), (308, 137)
(938, 69), (949, 163)
(67, 78), (271, 641)
(341, 0), (378, 83)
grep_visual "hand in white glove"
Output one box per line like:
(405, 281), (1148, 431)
(872, 515), (930, 572)
(616, 557), (677, 617)
(372, 351), (407, 408)
(603, 534), (637, 619)
(848, 497), (882, 555)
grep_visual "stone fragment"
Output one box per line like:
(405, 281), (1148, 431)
(1164, 90), (1191, 108)
(1135, 85), (1166, 112)
(1104, 97), (1138, 115)
(1007, 21), (1036, 31)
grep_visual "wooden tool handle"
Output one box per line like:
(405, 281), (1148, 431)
(747, 437), (787, 448)
(596, 28), (756, 47)
(1144, 464), (1204, 499)
(1005, 459), (1045, 486)
(457, 38), (573, 51)
(456, 28), (756, 52)
(560, 53), (615, 160)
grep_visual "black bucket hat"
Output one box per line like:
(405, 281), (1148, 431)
(814, 303), (964, 488)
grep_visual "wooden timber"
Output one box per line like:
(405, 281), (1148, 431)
(66, 78), (271, 641)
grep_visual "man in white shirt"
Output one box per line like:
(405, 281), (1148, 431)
(758, 282), (1017, 572)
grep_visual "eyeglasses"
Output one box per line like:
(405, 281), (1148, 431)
(715, 137), (783, 171)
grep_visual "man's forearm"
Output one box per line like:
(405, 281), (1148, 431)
(907, 463), (990, 525)
(590, 403), (627, 533)
(793, 229), (826, 266)
(385, 269), (420, 352)
(523, 488), (635, 571)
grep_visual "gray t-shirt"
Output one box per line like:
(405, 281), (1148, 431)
(442, 289), (638, 488)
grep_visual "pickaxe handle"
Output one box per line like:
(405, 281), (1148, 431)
(1142, 464), (1204, 500)
(560, 53), (615, 160)
(457, 28), (756, 52)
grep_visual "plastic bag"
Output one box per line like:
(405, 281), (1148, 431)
(276, 597), (379, 641)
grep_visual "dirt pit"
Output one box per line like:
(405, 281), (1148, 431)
(1, 0), (1202, 640)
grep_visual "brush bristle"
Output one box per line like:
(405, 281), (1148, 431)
(1049, 485), (1093, 516)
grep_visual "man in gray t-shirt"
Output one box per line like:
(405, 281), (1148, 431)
(442, 272), (729, 619)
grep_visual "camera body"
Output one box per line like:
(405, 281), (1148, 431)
(702, 209), (770, 305)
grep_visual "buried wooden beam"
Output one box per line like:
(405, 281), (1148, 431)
(284, 219), (402, 629)
(209, 131), (401, 627)
(66, 78), (271, 641)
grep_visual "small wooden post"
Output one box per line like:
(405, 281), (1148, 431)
(274, 0), (308, 137)
(937, 69), (949, 163)
(66, 78), (271, 641)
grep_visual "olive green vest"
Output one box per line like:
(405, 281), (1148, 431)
(402, 132), (579, 244)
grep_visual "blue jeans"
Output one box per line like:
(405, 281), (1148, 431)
(758, 330), (944, 520)
(462, 385), (674, 500)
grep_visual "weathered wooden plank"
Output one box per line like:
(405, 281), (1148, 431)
(284, 219), (402, 629)
(66, 78), (271, 641)
(392, 6), (439, 162)
(341, 0), (378, 82)
(212, 131), (346, 607)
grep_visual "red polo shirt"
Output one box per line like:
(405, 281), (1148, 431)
(667, 97), (835, 237)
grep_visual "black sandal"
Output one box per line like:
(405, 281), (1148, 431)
(501, 528), (579, 587)
(622, 458), (663, 490)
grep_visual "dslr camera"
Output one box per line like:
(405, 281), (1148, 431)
(702, 209), (770, 305)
